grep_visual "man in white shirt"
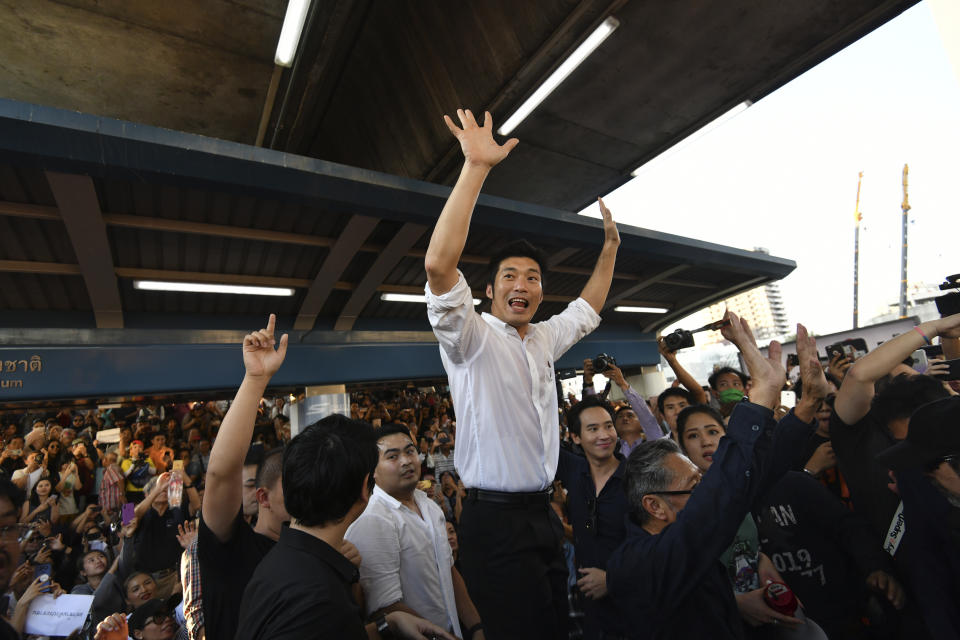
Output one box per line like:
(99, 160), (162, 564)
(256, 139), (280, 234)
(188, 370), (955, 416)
(423, 109), (620, 639)
(346, 425), (484, 639)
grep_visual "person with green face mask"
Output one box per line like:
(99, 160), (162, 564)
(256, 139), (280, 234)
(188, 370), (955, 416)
(709, 366), (749, 417)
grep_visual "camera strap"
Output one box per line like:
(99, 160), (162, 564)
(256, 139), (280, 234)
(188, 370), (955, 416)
(882, 501), (905, 557)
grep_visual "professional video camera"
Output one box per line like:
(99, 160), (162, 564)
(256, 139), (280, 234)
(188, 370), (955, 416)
(662, 319), (731, 352)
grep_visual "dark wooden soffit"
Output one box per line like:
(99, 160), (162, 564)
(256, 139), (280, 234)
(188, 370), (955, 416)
(44, 172), (123, 328)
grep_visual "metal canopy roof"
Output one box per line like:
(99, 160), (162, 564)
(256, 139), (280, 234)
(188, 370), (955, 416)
(0, 99), (793, 334)
(0, 1), (917, 213)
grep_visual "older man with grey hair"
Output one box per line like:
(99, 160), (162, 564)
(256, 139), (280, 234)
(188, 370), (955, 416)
(606, 314), (823, 640)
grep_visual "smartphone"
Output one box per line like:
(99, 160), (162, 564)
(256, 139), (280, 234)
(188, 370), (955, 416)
(172, 460), (184, 471)
(780, 390), (796, 409)
(910, 349), (928, 373)
(931, 358), (960, 381)
(33, 564), (51, 580)
(121, 502), (136, 526)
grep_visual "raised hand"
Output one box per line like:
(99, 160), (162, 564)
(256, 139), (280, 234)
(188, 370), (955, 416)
(796, 324), (829, 401)
(443, 109), (518, 169)
(94, 613), (129, 640)
(243, 314), (289, 380)
(597, 197), (620, 249)
(720, 310), (785, 409)
(176, 520), (198, 550)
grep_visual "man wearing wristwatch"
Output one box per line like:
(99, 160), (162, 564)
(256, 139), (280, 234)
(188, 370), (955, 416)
(424, 108), (619, 639)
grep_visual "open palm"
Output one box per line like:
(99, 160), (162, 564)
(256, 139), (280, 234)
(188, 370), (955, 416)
(243, 313), (289, 379)
(443, 109), (518, 168)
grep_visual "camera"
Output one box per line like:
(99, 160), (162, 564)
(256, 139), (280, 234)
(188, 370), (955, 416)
(592, 353), (617, 373)
(936, 274), (960, 316)
(35, 452), (43, 464)
(662, 329), (695, 352)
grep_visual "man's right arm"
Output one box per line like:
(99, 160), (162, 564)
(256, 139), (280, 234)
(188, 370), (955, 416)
(203, 314), (287, 542)
(834, 313), (960, 425)
(424, 109), (517, 296)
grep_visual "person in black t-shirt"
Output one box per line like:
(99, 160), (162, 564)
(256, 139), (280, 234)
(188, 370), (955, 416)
(236, 415), (455, 640)
(131, 471), (198, 600)
(197, 315), (290, 640)
(831, 313), (960, 637)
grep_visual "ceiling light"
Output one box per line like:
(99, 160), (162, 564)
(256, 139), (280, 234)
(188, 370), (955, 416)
(381, 293), (480, 305)
(613, 305), (669, 314)
(133, 281), (295, 296)
(497, 17), (620, 136)
(274, 0), (313, 67)
(631, 101), (752, 177)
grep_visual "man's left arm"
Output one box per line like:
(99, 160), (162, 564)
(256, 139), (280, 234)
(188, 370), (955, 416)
(578, 198), (620, 314)
(452, 566), (484, 640)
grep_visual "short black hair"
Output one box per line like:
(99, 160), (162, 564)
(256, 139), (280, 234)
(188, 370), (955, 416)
(255, 448), (284, 490)
(282, 414), (378, 527)
(0, 479), (25, 512)
(376, 423), (413, 444)
(566, 395), (615, 437)
(657, 388), (694, 414)
(794, 372), (841, 400)
(676, 405), (726, 452)
(708, 367), (748, 390)
(486, 240), (546, 289)
(871, 374), (949, 424)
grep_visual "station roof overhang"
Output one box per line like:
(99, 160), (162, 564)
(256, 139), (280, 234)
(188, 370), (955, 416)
(0, 99), (795, 399)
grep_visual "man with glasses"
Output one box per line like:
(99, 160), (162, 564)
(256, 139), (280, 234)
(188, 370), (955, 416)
(127, 599), (182, 640)
(606, 314), (817, 639)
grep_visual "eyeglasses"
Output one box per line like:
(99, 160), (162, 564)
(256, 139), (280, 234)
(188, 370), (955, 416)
(651, 480), (700, 497)
(143, 612), (173, 627)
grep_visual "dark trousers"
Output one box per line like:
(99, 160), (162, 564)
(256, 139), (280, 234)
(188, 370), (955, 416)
(459, 495), (569, 640)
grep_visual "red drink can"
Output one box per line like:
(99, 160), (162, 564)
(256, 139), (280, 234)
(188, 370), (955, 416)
(763, 581), (798, 616)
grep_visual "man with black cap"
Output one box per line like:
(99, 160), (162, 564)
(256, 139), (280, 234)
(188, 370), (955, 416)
(876, 396), (960, 638)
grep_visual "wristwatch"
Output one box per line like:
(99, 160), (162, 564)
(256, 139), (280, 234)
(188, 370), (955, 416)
(375, 614), (393, 639)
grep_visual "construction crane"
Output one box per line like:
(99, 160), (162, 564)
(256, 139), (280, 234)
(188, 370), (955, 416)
(899, 164), (911, 318)
(852, 171), (864, 329)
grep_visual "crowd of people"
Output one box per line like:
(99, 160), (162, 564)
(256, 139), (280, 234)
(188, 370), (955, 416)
(0, 109), (956, 640)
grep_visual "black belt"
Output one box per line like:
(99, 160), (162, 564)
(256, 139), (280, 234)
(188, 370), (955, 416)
(466, 488), (551, 505)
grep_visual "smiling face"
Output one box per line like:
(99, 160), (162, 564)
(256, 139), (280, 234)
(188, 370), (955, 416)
(125, 573), (156, 605)
(34, 479), (51, 498)
(572, 406), (618, 462)
(486, 256), (543, 330)
(681, 411), (726, 472)
(374, 433), (420, 498)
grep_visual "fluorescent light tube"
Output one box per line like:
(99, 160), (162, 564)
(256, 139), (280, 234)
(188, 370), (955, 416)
(498, 16), (620, 135)
(381, 293), (480, 305)
(274, 0), (312, 67)
(613, 305), (669, 314)
(133, 280), (295, 297)
(631, 101), (752, 177)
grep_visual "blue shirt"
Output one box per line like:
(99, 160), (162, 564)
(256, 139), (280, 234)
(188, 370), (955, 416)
(606, 403), (814, 639)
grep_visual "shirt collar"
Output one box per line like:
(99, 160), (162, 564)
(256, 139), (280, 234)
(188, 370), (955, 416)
(480, 312), (535, 338)
(279, 526), (358, 584)
(372, 484), (402, 509)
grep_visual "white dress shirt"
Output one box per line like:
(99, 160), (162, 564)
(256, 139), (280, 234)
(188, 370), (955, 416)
(425, 270), (601, 491)
(345, 486), (459, 635)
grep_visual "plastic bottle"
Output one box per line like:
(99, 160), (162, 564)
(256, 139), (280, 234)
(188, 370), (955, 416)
(167, 473), (183, 508)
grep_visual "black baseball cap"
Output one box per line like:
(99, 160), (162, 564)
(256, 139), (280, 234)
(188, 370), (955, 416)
(876, 396), (960, 471)
(128, 599), (174, 631)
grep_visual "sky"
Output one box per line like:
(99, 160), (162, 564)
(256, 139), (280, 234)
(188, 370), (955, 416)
(580, 2), (960, 339)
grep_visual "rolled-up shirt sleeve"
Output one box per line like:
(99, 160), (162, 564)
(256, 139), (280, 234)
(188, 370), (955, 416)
(425, 270), (485, 365)
(345, 514), (403, 615)
(539, 297), (602, 360)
